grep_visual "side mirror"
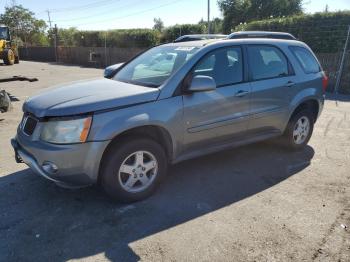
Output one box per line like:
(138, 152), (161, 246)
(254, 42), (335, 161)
(104, 63), (124, 79)
(187, 75), (216, 93)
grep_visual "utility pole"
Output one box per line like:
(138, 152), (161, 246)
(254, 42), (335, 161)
(54, 24), (58, 63)
(47, 10), (57, 62)
(334, 25), (350, 102)
(104, 31), (107, 67)
(207, 0), (211, 34)
(46, 10), (52, 29)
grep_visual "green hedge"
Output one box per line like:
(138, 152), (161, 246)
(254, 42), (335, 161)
(235, 11), (350, 53)
(59, 29), (161, 48)
(59, 25), (207, 47)
(161, 24), (207, 43)
(58, 24), (207, 48)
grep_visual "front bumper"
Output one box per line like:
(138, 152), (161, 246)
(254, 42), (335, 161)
(11, 135), (110, 188)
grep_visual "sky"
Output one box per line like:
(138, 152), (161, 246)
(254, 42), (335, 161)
(0, 0), (349, 30)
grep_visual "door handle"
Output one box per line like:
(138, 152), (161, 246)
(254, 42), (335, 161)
(234, 90), (249, 97)
(286, 81), (295, 87)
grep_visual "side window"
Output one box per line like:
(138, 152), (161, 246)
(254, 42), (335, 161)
(247, 45), (289, 81)
(195, 55), (215, 72)
(289, 46), (320, 74)
(193, 47), (243, 87)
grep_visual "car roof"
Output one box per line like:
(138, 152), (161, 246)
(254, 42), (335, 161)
(177, 34), (227, 38)
(174, 34), (228, 43)
(164, 38), (306, 48)
(228, 31), (296, 40)
(165, 39), (215, 47)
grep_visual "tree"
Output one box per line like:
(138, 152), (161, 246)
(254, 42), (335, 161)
(58, 27), (79, 46)
(0, 5), (47, 46)
(218, 0), (303, 33)
(198, 18), (224, 33)
(161, 24), (206, 42)
(153, 17), (164, 32)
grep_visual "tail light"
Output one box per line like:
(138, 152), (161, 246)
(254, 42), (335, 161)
(322, 72), (329, 93)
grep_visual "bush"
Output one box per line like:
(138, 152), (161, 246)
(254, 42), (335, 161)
(235, 11), (350, 53)
(59, 29), (161, 48)
(161, 24), (206, 43)
(57, 23), (213, 48)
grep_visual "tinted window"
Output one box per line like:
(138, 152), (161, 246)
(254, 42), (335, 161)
(290, 46), (320, 74)
(247, 45), (289, 81)
(193, 47), (243, 86)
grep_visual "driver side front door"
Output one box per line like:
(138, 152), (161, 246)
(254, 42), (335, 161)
(182, 46), (251, 152)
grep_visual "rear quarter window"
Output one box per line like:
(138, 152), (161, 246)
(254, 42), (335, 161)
(289, 46), (320, 74)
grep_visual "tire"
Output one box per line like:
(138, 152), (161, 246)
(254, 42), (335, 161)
(3, 49), (15, 65)
(14, 55), (19, 64)
(282, 109), (314, 150)
(100, 138), (168, 202)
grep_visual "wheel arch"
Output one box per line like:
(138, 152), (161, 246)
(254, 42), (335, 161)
(98, 125), (174, 183)
(290, 99), (320, 123)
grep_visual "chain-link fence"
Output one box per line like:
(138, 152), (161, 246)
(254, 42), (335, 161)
(18, 25), (350, 94)
(278, 24), (350, 94)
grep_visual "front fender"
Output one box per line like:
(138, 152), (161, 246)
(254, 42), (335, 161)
(89, 96), (184, 157)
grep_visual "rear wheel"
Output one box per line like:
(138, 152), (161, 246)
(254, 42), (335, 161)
(100, 138), (167, 202)
(3, 49), (15, 65)
(282, 109), (314, 150)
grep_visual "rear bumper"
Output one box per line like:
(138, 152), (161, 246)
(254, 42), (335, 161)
(11, 136), (110, 188)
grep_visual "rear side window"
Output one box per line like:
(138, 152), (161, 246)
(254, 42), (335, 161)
(289, 46), (320, 74)
(247, 45), (289, 81)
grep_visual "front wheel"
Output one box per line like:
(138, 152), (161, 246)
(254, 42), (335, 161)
(3, 49), (15, 65)
(282, 109), (314, 150)
(100, 138), (167, 202)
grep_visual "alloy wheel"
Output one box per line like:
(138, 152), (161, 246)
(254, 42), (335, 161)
(293, 116), (310, 145)
(118, 150), (158, 193)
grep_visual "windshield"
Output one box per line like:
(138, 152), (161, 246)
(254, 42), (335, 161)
(113, 45), (200, 87)
(0, 27), (8, 40)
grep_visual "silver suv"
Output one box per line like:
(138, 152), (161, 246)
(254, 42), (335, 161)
(12, 38), (327, 202)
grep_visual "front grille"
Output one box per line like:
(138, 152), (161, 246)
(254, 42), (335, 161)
(22, 116), (38, 136)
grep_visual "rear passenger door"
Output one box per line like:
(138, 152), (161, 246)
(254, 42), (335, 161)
(247, 45), (294, 132)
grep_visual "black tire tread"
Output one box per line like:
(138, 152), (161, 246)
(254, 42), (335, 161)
(3, 49), (14, 65)
(282, 109), (314, 150)
(100, 137), (167, 202)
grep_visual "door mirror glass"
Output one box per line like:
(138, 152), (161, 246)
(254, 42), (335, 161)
(188, 75), (216, 93)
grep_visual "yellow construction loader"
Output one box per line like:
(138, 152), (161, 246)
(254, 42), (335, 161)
(0, 25), (19, 65)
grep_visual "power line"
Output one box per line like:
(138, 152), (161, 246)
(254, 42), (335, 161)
(62, 0), (186, 28)
(47, 0), (117, 13)
(52, 0), (143, 23)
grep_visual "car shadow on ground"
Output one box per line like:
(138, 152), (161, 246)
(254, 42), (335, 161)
(0, 142), (314, 261)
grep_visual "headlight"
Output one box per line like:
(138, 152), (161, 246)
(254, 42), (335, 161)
(40, 116), (92, 144)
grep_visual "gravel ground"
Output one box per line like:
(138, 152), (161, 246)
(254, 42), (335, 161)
(0, 61), (349, 262)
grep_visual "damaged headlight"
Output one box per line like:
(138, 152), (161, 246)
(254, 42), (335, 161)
(40, 116), (92, 144)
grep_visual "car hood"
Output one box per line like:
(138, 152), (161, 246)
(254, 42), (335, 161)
(23, 78), (160, 117)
